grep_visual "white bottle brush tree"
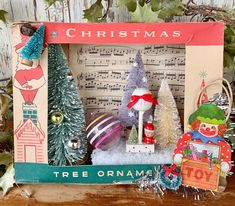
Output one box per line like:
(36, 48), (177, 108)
(154, 79), (182, 148)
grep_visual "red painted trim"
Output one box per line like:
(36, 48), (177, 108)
(15, 118), (45, 141)
(17, 141), (43, 145)
(18, 139), (42, 142)
(43, 22), (224, 46)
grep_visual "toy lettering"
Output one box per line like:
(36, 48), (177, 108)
(185, 167), (194, 178)
(185, 166), (213, 182)
(204, 171), (213, 181)
(195, 169), (203, 179)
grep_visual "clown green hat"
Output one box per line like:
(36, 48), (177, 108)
(188, 103), (226, 125)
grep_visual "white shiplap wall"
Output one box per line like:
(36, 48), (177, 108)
(0, 0), (234, 79)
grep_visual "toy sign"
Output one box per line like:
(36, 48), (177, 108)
(181, 160), (220, 191)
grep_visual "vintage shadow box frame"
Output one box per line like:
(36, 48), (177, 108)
(12, 22), (224, 184)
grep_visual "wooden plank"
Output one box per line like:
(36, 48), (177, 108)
(0, 23), (11, 78)
(182, 0), (235, 7)
(194, 0), (235, 7)
(69, 0), (86, 22)
(0, 174), (234, 206)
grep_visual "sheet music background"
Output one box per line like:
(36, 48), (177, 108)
(70, 44), (185, 120)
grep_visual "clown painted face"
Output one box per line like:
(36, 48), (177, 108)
(198, 122), (219, 138)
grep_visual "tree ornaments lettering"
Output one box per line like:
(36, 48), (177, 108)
(173, 103), (232, 192)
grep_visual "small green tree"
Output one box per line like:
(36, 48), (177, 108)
(48, 44), (87, 166)
(128, 125), (138, 144)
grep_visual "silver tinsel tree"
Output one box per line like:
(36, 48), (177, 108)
(48, 44), (87, 166)
(118, 50), (152, 128)
(154, 79), (182, 148)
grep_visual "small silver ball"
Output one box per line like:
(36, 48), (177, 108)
(67, 138), (81, 150)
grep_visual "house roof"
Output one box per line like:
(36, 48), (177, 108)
(15, 118), (45, 141)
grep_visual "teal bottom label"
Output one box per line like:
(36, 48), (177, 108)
(15, 163), (162, 184)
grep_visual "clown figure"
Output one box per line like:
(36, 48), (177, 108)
(173, 104), (232, 191)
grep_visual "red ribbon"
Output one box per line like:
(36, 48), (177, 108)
(162, 164), (180, 177)
(127, 94), (158, 109)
